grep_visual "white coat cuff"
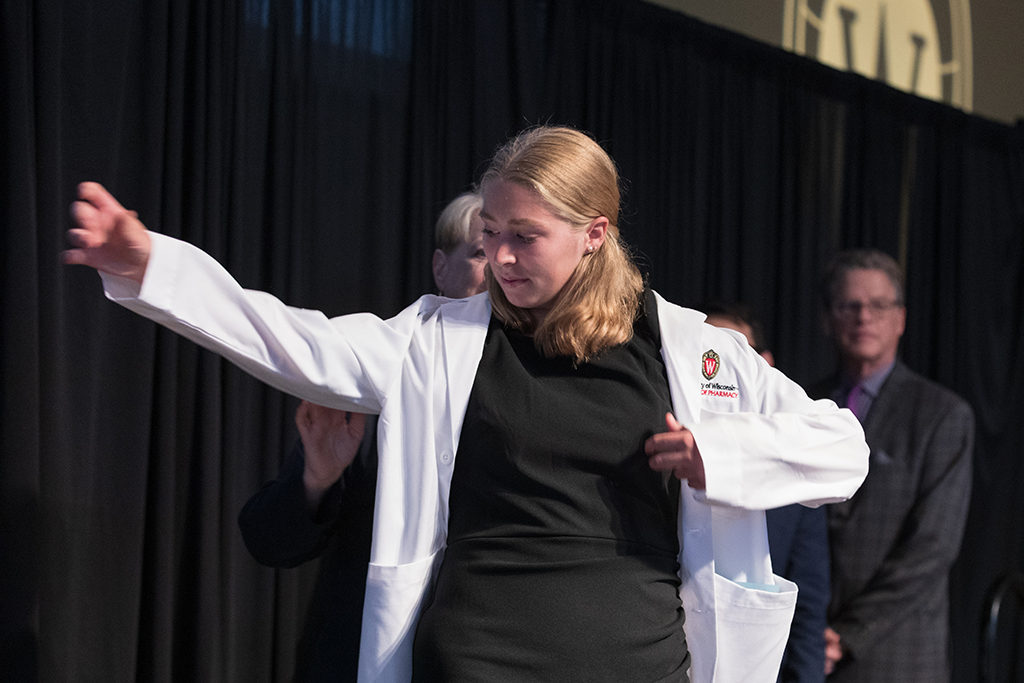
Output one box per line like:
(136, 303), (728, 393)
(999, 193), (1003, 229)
(100, 231), (182, 309)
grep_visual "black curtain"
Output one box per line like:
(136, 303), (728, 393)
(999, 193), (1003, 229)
(2, 1), (418, 681)
(2, 1), (1022, 682)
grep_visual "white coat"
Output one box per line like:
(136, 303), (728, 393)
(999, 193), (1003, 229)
(101, 232), (869, 683)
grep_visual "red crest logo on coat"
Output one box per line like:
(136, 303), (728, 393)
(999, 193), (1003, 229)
(702, 349), (720, 380)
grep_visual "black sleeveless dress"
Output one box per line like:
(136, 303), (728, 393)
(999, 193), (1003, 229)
(412, 294), (690, 682)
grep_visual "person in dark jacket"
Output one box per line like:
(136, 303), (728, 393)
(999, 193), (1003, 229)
(811, 249), (974, 683)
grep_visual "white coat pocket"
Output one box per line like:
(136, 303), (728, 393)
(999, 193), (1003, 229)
(712, 573), (798, 683)
(358, 548), (445, 683)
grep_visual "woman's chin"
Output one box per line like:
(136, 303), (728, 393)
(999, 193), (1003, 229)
(498, 284), (528, 306)
(498, 284), (555, 318)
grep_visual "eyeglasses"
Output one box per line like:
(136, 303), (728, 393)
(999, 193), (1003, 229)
(831, 299), (902, 319)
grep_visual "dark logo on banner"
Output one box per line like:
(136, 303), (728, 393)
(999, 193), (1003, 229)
(702, 349), (720, 380)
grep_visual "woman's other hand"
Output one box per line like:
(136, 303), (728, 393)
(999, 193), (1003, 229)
(645, 412), (706, 489)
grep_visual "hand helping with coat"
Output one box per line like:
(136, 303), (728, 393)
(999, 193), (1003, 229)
(646, 412), (706, 489)
(296, 400), (367, 512)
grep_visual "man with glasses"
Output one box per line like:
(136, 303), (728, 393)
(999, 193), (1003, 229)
(811, 249), (974, 683)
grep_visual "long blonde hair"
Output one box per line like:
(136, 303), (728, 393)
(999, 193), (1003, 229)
(481, 126), (643, 363)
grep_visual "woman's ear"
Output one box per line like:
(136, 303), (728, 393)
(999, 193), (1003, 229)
(585, 216), (608, 252)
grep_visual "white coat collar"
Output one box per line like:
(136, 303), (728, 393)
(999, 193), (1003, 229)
(652, 291), (707, 427)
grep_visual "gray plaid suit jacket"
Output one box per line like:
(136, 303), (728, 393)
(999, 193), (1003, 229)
(811, 360), (974, 683)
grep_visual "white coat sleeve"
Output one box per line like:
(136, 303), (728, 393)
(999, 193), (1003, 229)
(99, 231), (413, 413)
(688, 328), (868, 510)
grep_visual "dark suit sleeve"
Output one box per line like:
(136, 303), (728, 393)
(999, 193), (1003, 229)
(831, 398), (974, 659)
(237, 441), (344, 568)
(779, 506), (829, 683)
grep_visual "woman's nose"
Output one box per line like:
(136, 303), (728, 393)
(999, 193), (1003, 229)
(494, 240), (515, 265)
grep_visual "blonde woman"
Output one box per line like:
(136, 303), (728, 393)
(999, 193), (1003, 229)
(67, 125), (867, 683)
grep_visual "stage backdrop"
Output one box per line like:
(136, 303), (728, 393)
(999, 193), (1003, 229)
(2, 1), (1022, 681)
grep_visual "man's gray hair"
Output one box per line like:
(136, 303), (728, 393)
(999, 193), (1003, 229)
(821, 249), (904, 310)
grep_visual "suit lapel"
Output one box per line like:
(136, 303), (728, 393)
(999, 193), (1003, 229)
(861, 361), (907, 442)
(829, 361), (906, 519)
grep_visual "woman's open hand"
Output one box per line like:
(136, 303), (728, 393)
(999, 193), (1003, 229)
(65, 182), (151, 283)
